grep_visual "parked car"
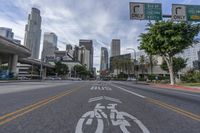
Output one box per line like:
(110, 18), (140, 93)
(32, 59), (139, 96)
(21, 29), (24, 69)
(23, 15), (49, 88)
(127, 77), (136, 81)
(68, 77), (82, 81)
(0, 70), (13, 80)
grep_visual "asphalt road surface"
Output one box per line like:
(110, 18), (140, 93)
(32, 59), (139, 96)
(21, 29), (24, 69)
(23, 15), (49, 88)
(0, 80), (199, 133)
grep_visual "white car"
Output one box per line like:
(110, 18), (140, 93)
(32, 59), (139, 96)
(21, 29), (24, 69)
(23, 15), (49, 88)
(127, 77), (136, 81)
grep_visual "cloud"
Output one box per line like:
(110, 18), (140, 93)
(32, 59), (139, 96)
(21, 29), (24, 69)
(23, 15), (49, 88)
(0, 0), (199, 70)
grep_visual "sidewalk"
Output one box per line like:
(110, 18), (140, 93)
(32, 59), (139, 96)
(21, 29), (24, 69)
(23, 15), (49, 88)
(150, 83), (200, 93)
(0, 80), (42, 83)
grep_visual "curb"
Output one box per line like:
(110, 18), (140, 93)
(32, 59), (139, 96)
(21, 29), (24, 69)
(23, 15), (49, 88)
(151, 84), (200, 93)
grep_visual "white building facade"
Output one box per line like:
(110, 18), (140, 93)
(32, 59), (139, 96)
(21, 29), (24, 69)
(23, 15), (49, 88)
(176, 43), (200, 68)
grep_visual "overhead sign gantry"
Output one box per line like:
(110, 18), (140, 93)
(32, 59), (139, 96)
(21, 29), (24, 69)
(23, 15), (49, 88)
(129, 2), (200, 22)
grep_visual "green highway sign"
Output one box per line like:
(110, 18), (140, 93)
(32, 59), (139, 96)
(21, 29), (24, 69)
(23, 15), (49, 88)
(187, 5), (200, 21)
(144, 3), (162, 20)
(129, 2), (162, 20)
(172, 4), (200, 21)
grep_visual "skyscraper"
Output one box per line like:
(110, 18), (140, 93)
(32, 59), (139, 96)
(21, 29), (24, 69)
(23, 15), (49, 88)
(0, 27), (14, 40)
(78, 46), (90, 70)
(0, 27), (21, 44)
(66, 44), (73, 51)
(24, 7), (42, 59)
(100, 47), (108, 71)
(73, 45), (79, 62)
(42, 32), (57, 60)
(79, 39), (93, 71)
(111, 39), (120, 57)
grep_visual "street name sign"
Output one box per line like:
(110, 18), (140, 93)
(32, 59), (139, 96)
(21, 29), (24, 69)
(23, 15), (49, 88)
(130, 2), (162, 20)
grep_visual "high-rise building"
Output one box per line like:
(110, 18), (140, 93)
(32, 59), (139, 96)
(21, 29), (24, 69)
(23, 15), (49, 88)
(66, 44), (73, 51)
(0, 27), (21, 44)
(73, 45), (79, 62)
(79, 39), (93, 71)
(24, 7), (42, 59)
(78, 46), (90, 70)
(111, 39), (120, 57)
(176, 43), (200, 68)
(100, 47), (108, 71)
(0, 27), (14, 40)
(42, 32), (58, 60)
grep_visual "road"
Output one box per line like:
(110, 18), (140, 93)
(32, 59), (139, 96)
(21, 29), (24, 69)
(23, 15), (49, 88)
(0, 80), (199, 133)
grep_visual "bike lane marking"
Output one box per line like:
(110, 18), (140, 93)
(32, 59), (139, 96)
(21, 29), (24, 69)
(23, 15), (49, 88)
(75, 96), (150, 133)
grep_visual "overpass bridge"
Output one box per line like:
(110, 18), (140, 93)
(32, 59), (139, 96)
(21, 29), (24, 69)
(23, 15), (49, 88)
(0, 36), (54, 78)
(0, 36), (31, 76)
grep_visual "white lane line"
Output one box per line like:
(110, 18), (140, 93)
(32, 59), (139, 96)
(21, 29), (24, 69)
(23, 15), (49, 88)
(115, 82), (200, 98)
(102, 87), (105, 90)
(111, 85), (146, 99)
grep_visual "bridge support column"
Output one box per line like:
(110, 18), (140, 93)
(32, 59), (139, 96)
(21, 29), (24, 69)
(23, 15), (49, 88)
(8, 54), (18, 76)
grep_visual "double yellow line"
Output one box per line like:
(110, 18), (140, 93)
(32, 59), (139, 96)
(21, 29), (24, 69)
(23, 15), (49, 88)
(147, 98), (200, 122)
(0, 88), (80, 126)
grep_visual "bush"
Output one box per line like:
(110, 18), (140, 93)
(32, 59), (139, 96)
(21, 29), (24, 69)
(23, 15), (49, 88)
(117, 72), (128, 79)
(147, 74), (156, 81)
(181, 70), (200, 83)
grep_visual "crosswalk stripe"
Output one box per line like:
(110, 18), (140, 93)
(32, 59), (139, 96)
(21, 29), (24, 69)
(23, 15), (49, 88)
(90, 86), (94, 90)
(90, 86), (112, 91)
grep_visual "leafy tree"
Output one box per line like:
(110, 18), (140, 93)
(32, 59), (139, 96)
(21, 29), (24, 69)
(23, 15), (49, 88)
(161, 57), (187, 82)
(55, 61), (69, 76)
(73, 65), (89, 79)
(111, 57), (132, 77)
(111, 58), (120, 76)
(139, 21), (200, 85)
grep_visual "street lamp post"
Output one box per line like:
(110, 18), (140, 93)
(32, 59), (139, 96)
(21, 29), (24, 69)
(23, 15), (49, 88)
(40, 58), (46, 80)
(126, 48), (137, 83)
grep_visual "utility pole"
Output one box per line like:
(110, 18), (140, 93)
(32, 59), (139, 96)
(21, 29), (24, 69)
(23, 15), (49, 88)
(126, 48), (137, 83)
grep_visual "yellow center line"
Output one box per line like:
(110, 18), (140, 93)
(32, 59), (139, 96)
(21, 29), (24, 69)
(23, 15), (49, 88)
(0, 86), (82, 126)
(0, 91), (66, 120)
(146, 98), (200, 122)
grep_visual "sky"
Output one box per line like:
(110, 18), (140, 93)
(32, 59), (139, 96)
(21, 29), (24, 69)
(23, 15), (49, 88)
(0, 0), (199, 70)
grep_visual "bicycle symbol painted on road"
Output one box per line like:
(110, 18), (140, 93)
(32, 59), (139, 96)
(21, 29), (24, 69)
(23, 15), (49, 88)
(75, 96), (150, 133)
